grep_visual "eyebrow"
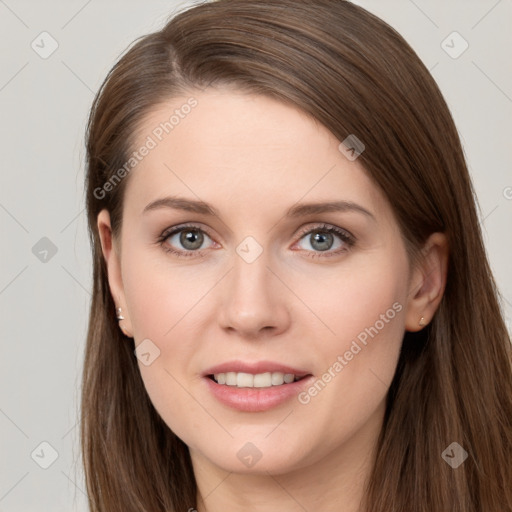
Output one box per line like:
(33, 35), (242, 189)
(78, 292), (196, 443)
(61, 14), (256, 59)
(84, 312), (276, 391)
(142, 196), (375, 220)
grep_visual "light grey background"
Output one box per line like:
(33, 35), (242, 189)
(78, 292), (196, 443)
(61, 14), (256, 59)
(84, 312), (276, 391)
(1, 1), (511, 510)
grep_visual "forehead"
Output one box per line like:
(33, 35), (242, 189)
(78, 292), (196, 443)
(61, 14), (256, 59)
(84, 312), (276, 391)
(123, 88), (389, 222)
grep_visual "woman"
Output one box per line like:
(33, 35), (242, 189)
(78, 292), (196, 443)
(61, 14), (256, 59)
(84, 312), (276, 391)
(81, 0), (512, 510)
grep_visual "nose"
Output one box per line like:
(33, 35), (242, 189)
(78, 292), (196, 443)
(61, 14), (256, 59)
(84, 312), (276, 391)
(217, 248), (292, 339)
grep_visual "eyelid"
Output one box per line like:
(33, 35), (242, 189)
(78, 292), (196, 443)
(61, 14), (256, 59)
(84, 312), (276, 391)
(294, 223), (354, 243)
(159, 222), (215, 240)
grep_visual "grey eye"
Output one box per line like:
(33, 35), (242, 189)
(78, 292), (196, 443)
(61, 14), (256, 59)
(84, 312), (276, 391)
(166, 228), (212, 251)
(308, 231), (334, 252)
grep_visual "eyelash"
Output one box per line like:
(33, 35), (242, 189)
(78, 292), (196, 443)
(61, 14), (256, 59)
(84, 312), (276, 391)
(156, 222), (356, 259)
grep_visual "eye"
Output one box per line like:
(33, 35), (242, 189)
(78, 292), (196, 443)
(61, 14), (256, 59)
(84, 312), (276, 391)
(157, 222), (355, 259)
(158, 224), (215, 258)
(293, 224), (355, 257)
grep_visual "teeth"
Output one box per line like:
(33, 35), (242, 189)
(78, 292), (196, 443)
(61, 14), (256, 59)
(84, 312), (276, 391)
(283, 373), (295, 384)
(237, 372), (254, 387)
(225, 372), (237, 385)
(212, 371), (299, 388)
(253, 372), (271, 387)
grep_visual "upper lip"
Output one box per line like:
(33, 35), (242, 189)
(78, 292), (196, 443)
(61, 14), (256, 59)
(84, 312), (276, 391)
(202, 360), (311, 378)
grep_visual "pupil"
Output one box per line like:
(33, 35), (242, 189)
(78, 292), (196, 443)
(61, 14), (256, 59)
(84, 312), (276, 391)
(181, 230), (203, 250)
(311, 232), (332, 251)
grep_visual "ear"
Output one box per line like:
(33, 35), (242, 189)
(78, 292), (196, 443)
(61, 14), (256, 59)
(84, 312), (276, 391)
(404, 232), (449, 332)
(97, 209), (134, 338)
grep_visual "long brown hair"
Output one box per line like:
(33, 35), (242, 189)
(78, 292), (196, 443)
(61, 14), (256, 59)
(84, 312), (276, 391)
(82, 1), (512, 510)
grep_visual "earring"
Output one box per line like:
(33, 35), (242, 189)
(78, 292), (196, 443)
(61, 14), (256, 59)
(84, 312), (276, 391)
(419, 317), (426, 327)
(116, 307), (125, 320)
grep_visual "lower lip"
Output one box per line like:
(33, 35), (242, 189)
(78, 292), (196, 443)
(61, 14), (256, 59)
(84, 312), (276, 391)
(203, 375), (314, 412)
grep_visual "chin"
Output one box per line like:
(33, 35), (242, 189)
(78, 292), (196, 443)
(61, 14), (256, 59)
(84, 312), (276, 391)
(191, 433), (317, 475)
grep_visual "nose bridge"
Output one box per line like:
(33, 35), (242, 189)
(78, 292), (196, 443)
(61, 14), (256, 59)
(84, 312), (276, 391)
(229, 236), (275, 305)
(218, 234), (290, 336)
(236, 246), (268, 288)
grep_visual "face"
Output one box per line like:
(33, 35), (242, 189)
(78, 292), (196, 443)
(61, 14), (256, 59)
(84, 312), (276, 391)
(98, 88), (428, 477)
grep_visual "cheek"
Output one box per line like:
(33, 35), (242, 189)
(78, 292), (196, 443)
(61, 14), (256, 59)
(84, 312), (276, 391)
(121, 243), (206, 341)
(334, 267), (406, 359)
(294, 248), (408, 356)
(294, 250), (408, 437)
(120, 247), (210, 445)
(120, 244), (219, 434)
(332, 252), (408, 375)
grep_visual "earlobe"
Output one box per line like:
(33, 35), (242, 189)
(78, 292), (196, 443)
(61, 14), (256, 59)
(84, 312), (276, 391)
(404, 232), (449, 332)
(96, 209), (134, 338)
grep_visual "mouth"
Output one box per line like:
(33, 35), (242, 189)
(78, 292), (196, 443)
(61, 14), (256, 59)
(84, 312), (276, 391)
(208, 371), (309, 388)
(202, 361), (314, 412)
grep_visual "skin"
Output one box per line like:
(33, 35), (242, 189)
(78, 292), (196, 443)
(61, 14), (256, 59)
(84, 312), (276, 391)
(97, 88), (448, 512)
